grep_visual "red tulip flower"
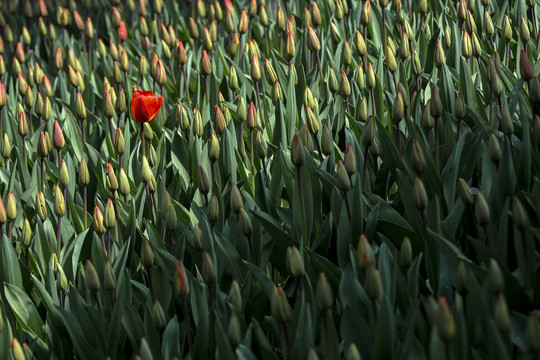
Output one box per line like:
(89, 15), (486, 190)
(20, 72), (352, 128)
(118, 21), (127, 42)
(131, 90), (163, 123)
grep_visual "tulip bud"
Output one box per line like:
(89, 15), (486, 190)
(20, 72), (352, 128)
(494, 294), (510, 331)
(200, 50), (211, 77)
(286, 246), (305, 278)
(104, 198), (116, 229)
(105, 163), (118, 192)
(365, 264), (384, 303)
(520, 16), (530, 43)
(474, 191), (490, 226)
(19, 217), (31, 248)
(392, 91), (404, 124)
(436, 297), (455, 342)
(104, 261), (116, 291)
(530, 75), (540, 105)
(336, 160), (351, 192)
(488, 258), (505, 294)
(357, 234), (375, 269)
(17, 111), (28, 137)
(37, 131), (49, 158)
(489, 133), (501, 164)
(360, 0), (371, 25)
(400, 237), (412, 267)
(501, 15), (512, 42)
(430, 87), (443, 118)
(230, 182), (243, 213)
(77, 158), (90, 188)
(85, 260), (100, 292)
(227, 314), (242, 347)
(202, 252), (217, 283)
(520, 50), (533, 81)
(414, 177), (428, 211)
(58, 160), (69, 187)
(410, 139), (426, 174)
(10, 338), (25, 360)
(238, 208), (253, 237)
(229, 280), (242, 310)
(366, 63), (376, 89)
(457, 178), (474, 205)
(208, 193), (219, 225)
(307, 27), (320, 52)
(4, 192), (16, 222)
(271, 285), (291, 323)
(512, 196), (529, 230)
(208, 132), (220, 163)
(33, 192), (47, 222)
(343, 143), (356, 175)
(140, 237), (154, 269)
(288, 133), (305, 168)
(434, 41), (446, 68)
(499, 104), (514, 136)
(355, 30), (367, 56)
(315, 272), (334, 311)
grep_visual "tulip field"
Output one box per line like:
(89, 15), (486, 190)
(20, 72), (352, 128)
(1, 0), (540, 358)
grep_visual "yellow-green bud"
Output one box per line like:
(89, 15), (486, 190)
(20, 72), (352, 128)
(78, 157), (90, 186)
(5, 192), (16, 221)
(500, 104), (513, 135)
(286, 246), (305, 278)
(21, 218), (31, 248)
(512, 196), (529, 230)
(355, 30), (367, 56)
(489, 258), (505, 294)
(118, 168), (130, 197)
(392, 91), (404, 123)
(307, 27), (321, 52)
(434, 41), (446, 68)
(35, 191), (47, 222)
(336, 160), (351, 192)
(229, 280), (242, 310)
(208, 132), (220, 162)
(230, 182), (243, 213)
(483, 10), (494, 35)
(200, 50), (211, 77)
(104, 198), (116, 229)
(175, 260), (190, 298)
(501, 15), (512, 42)
(59, 160), (69, 187)
(106, 163), (118, 192)
(141, 155), (153, 184)
(411, 139), (426, 174)
(198, 165), (210, 195)
(291, 133), (305, 167)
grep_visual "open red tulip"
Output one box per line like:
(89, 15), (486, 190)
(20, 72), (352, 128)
(131, 90), (163, 123)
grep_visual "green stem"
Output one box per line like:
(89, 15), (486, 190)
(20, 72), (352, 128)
(297, 166), (309, 252)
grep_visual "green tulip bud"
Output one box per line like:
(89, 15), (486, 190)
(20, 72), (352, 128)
(489, 133), (501, 164)
(530, 76), (540, 105)
(364, 264), (384, 303)
(328, 68), (339, 94)
(355, 30), (367, 56)
(208, 193), (219, 224)
(434, 41), (446, 68)
(85, 260), (100, 292)
(139, 338), (153, 360)
(79, 157), (90, 186)
(489, 258), (505, 294)
(271, 285), (291, 322)
(411, 139), (426, 174)
(520, 16), (530, 43)
(229, 280), (242, 310)
(291, 133), (305, 167)
(501, 15), (512, 42)
(175, 260), (190, 298)
(140, 237), (154, 269)
(59, 160), (69, 187)
(227, 314), (242, 347)
(414, 177), (428, 211)
(474, 191), (490, 226)
(104, 261), (116, 291)
(525, 312), (540, 352)
(500, 104), (513, 135)
(141, 155), (153, 184)
(198, 165), (210, 195)
(392, 91), (405, 124)
(202, 252), (217, 283)
(512, 196), (529, 230)
(239, 208), (253, 237)
(152, 300), (166, 330)
(316, 272), (334, 310)
(483, 10), (494, 35)
(230, 182), (243, 213)
(400, 237), (412, 267)
(35, 192), (47, 221)
(520, 50), (533, 81)
(357, 234), (375, 270)
(336, 160), (351, 192)
(430, 87), (443, 118)
(307, 27), (321, 52)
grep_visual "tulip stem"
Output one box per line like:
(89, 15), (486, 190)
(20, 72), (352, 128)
(81, 121), (86, 144)
(507, 135), (516, 171)
(182, 66), (191, 107)
(343, 191), (352, 223)
(107, 230), (111, 261)
(145, 185), (155, 223)
(250, 129), (255, 175)
(101, 234), (106, 255)
(456, 119), (461, 141)
(505, 43), (510, 68)
(23, 136), (27, 163)
(262, 158), (269, 184)
(322, 312), (333, 360)
(316, 52), (323, 82)
(297, 166), (309, 251)
(278, 323), (291, 360)
(141, 122), (145, 157)
(8, 222), (12, 243)
(57, 217), (62, 256)
(434, 118), (440, 172)
(182, 299), (193, 354)
(167, 230), (172, 252)
(41, 158), (45, 192)
(83, 187), (87, 229)
(363, 146), (369, 190)
(483, 226), (491, 248)
(113, 192), (121, 226)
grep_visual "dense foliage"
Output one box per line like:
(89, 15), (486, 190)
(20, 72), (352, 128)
(0, 0), (539, 359)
